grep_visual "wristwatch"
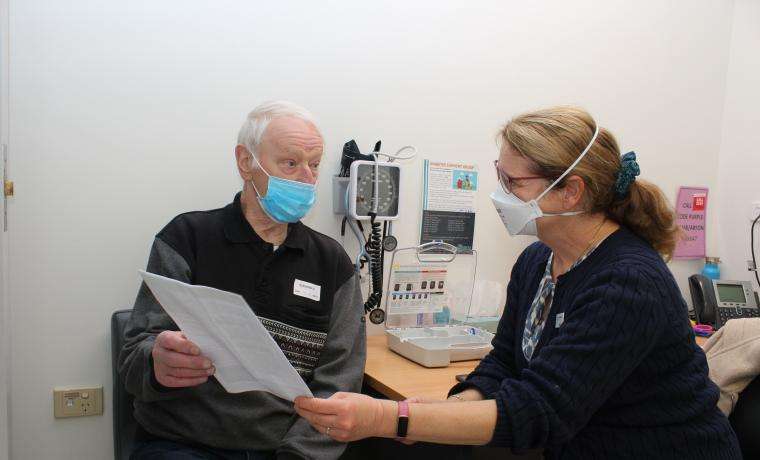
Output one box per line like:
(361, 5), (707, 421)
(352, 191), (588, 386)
(396, 400), (409, 438)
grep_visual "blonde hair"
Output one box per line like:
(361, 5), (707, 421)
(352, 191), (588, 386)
(499, 106), (680, 260)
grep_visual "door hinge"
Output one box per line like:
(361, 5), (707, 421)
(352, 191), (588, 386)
(3, 180), (11, 197)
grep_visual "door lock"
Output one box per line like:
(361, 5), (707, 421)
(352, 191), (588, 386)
(3, 180), (12, 197)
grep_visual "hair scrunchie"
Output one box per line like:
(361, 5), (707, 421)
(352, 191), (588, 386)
(614, 151), (640, 199)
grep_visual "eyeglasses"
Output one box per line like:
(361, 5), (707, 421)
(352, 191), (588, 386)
(493, 160), (550, 194)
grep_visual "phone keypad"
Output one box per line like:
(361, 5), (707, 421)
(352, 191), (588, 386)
(717, 307), (760, 328)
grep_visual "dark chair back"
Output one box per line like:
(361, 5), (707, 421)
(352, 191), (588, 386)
(729, 376), (760, 458)
(111, 309), (137, 460)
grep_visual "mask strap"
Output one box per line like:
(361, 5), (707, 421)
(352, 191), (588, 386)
(249, 149), (272, 178)
(535, 124), (600, 202)
(248, 150), (270, 198)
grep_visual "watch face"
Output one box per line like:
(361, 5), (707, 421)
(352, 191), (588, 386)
(369, 308), (386, 324)
(355, 164), (400, 217)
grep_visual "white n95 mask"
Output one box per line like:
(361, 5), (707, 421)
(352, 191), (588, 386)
(490, 125), (600, 237)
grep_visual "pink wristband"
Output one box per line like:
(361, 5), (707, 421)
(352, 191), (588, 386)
(398, 400), (410, 417)
(396, 400), (409, 438)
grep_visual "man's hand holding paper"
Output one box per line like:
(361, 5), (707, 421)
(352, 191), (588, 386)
(152, 330), (215, 388)
(139, 270), (313, 401)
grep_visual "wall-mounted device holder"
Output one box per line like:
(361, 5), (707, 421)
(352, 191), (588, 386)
(334, 139), (416, 324)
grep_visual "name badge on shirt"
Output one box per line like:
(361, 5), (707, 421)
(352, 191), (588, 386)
(293, 279), (321, 302)
(555, 312), (565, 329)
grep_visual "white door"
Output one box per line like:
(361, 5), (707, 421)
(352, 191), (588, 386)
(0, 158), (8, 460)
(0, 0), (10, 458)
(0, 148), (8, 460)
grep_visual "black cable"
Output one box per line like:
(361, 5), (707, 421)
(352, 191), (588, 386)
(752, 213), (760, 288)
(363, 213), (383, 314)
(381, 220), (387, 287)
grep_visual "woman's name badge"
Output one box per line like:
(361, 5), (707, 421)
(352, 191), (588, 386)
(555, 313), (565, 329)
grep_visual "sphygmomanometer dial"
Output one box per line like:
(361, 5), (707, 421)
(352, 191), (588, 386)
(355, 165), (400, 217)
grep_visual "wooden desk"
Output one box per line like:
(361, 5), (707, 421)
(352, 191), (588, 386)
(364, 334), (710, 401)
(364, 335), (479, 401)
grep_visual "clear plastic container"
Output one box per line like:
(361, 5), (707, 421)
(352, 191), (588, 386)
(383, 242), (494, 367)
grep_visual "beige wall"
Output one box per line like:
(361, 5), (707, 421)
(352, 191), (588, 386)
(6, 1), (741, 458)
(716, 0), (760, 290)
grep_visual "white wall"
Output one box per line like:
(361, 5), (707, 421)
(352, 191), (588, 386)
(7, 1), (738, 458)
(717, 0), (760, 291)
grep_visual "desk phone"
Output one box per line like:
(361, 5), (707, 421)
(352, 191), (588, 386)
(690, 275), (759, 329)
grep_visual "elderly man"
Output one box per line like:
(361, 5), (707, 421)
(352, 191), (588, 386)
(119, 101), (366, 460)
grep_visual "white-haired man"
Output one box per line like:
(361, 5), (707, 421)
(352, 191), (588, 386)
(119, 101), (366, 460)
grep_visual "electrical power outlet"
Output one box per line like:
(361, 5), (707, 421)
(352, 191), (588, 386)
(53, 386), (103, 418)
(750, 201), (760, 222)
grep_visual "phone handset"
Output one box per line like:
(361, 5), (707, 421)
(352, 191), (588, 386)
(689, 274), (718, 325)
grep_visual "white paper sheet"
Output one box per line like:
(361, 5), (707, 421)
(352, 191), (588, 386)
(138, 270), (313, 401)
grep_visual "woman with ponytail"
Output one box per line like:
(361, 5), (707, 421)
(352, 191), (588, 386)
(295, 107), (740, 459)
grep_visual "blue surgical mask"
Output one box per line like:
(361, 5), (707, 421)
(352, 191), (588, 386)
(249, 153), (316, 223)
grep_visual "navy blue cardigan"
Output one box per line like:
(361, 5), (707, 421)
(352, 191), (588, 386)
(450, 227), (740, 459)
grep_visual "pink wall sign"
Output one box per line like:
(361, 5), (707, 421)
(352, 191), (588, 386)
(673, 186), (708, 259)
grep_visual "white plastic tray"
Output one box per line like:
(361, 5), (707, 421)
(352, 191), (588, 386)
(385, 325), (494, 368)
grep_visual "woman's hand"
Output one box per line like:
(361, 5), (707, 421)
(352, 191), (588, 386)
(294, 392), (397, 442)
